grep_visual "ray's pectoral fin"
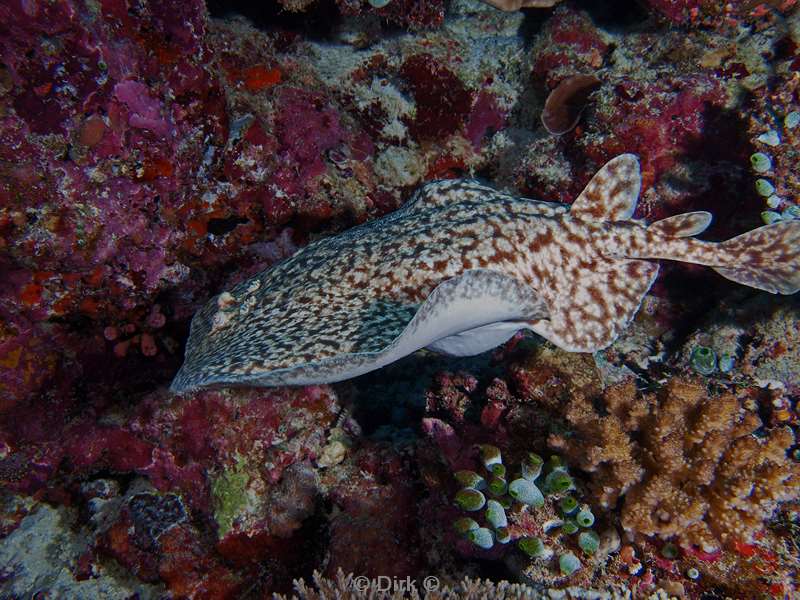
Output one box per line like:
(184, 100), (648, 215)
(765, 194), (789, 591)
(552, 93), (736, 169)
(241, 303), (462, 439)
(387, 269), (549, 359)
(528, 258), (659, 353)
(570, 154), (641, 222)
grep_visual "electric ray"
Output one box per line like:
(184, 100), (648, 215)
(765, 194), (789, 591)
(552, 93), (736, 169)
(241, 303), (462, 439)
(171, 154), (800, 392)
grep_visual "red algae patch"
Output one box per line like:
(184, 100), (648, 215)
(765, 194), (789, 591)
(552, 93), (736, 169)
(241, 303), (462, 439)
(242, 65), (282, 92)
(399, 54), (472, 141)
(77, 115), (107, 148)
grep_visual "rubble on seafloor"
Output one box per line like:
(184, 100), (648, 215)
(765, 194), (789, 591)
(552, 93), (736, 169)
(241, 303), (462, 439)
(1, 0), (799, 598)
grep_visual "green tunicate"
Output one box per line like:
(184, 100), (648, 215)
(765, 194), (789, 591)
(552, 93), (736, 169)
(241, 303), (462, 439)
(687, 567), (700, 580)
(750, 152), (772, 173)
(485, 499), (508, 529)
(718, 352), (735, 373)
(495, 527), (511, 544)
(578, 531), (600, 555)
(547, 455), (565, 471)
(518, 536), (547, 558)
(576, 508), (594, 528)
(756, 130), (780, 146)
(455, 488), (486, 512)
(562, 520), (579, 535)
(766, 194), (782, 209)
(468, 527), (494, 550)
(544, 470), (573, 494)
(560, 496), (578, 515)
(690, 345), (716, 375)
(785, 111), (800, 129)
(521, 452), (544, 481)
(453, 517), (480, 535)
(490, 463), (507, 478)
(762, 210), (782, 225)
(755, 179), (775, 197)
(480, 444), (502, 468)
(559, 552), (581, 576)
(782, 205), (800, 220)
(661, 543), (679, 559)
(368, 0), (392, 7)
(454, 470), (485, 490)
(488, 476), (508, 496)
(508, 478), (544, 507)
(498, 495), (513, 509)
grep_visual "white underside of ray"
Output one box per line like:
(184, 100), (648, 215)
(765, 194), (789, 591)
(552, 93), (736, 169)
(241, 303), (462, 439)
(426, 321), (530, 356)
(235, 269), (549, 386)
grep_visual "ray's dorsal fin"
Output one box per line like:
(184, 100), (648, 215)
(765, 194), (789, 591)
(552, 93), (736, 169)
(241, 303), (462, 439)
(570, 154), (641, 222)
(648, 212), (712, 238)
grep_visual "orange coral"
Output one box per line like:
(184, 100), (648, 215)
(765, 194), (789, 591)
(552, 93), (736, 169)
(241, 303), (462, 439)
(549, 381), (645, 509)
(549, 378), (799, 551)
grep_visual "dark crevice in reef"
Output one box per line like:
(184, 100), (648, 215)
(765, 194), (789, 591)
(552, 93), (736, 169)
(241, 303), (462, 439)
(206, 0), (341, 39)
(572, 0), (652, 29)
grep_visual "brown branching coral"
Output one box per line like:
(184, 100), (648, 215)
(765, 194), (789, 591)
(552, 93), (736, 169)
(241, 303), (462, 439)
(549, 378), (799, 551)
(549, 380), (646, 509)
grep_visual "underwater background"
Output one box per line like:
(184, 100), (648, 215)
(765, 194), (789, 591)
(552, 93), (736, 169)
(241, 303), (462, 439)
(0, 0), (799, 597)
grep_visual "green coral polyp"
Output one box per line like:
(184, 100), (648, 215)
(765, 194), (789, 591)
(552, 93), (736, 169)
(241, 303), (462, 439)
(488, 476), (508, 496)
(495, 526), (511, 544)
(490, 463), (507, 478)
(521, 452), (544, 480)
(518, 536), (547, 558)
(544, 470), (573, 493)
(485, 499), (508, 529)
(576, 508), (594, 528)
(579, 531), (600, 555)
(560, 496), (578, 514)
(750, 152), (772, 173)
(508, 478), (544, 507)
(480, 444), (502, 468)
(455, 488), (486, 511)
(718, 352), (735, 373)
(468, 527), (494, 550)
(690, 345), (716, 375)
(455, 470), (486, 490)
(559, 552), (581, 576)
(561, 520), (578, 535)
(453, 517), (480, 535)
(755, 179), (775, 197)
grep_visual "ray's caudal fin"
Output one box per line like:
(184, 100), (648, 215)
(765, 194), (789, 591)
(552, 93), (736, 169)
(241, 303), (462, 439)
(712, 220), (800, 295)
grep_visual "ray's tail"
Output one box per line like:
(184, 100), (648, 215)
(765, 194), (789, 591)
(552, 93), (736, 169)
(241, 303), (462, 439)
(712, 220), (800, 295)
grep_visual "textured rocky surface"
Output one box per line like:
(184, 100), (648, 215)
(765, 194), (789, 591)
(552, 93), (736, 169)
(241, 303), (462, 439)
(1, 0), (799, 598)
